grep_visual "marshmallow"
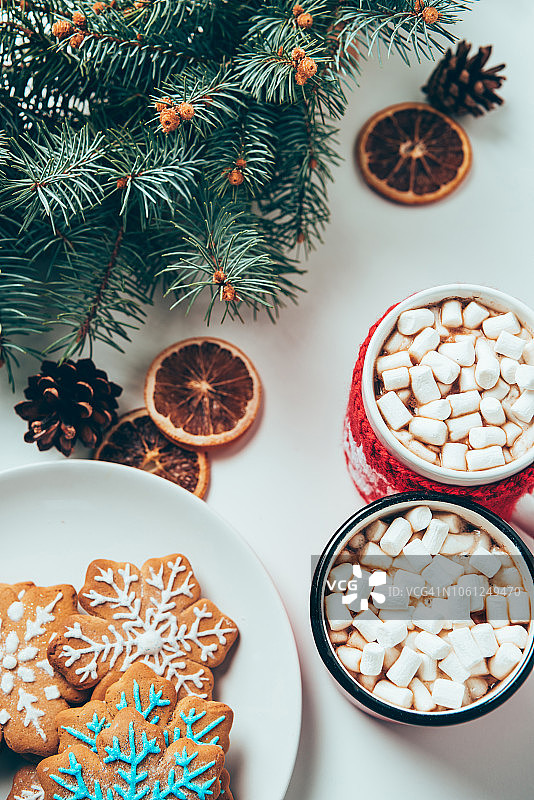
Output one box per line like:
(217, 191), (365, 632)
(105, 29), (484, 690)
(500, 357), (519, 385)
(412, 604), (444, 635)
(409, 417), (447, 446)
(409, 327), (440, 362)
(445, 592), (471, 624)
(460, 366), (478, 392)
(347, 630), (368, 650)
(414, 631), (451, 660)
(488, 643), (523, 680)
(483, 379), (510, 401)
(376, 351), (412, 374)
(377, 619), (408, 649)
(503, 421), (522, 447)
(441, 534), (475, 556)
(352, 610), (384, 642)
(380, 584), (410, 611)
(457, 573), (485, 612)
(511, 426), (534, 458)
(466, 677), (489, 700)
(494, 567), (522, 588)
(403, 538), (432, 571)
(377, 391), (412, 430)
(434, 512), (463, 533)
(380, 517), (413, 557)
(421, 519), (450, 555)
(406, 439), (439, 464)
(359, 542), (393, 569)
(325, 593), (353, 631)
(471, 622), (504, 658)
(475, 339), (500, 390)
(482, 312), (520, 340)
(421, 351), (461, 385)
(384, 646), (401, 670)
(469, 545), (502, 578)
(417, 399), (451, 420)
(441, 300), (463, 329)
(329, 631), (349, 644)
(463, 301), (490, 329)
(347, 532), (366, 550)
(382, 367), (410, 391)
(508, 591), (530, 624)
(417, 653), (438, 682)
(439, 652), (470, 683)
(516, 364), (534, 391)
(486, 594), (509, 628)
(465, 446), (505, 471)
(409, 365), (441, 405)
(398, 308), (435, 336)
(421, 556), (461, 590)
(384, 331), (412, 354)
(523, 340), (534, 365)
(328, 562), (354, 589)
(404, 505), (432, 531)
(386, 645), (422, 687)
(365, 519), (388, 542)
(439, 340), (475, 367)
(432, 678), (465, 709)
(337, 646), (363, 672)
(360, 642), (385, 676)
(438, 443), (466, 473)
(469, 659), (488, 677)
(359, 675), (378, 691)
(447, 412), (483, 442)
(510, 391), (534, 424)
(448, 627), (484, 670)
(469, 426), (506, 449)
(409, 677), (436, 711)
(480, 396), (506, 425)
(495, 331), (525, 360)
(495, 625), (528, 649)
(449, 390), (481, 418)
(373, 680), (413, 709)
(393, 569), (426, 596)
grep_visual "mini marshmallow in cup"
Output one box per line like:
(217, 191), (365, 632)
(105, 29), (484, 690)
(322, 500), (533, 718)
(369, 289), (534, 478)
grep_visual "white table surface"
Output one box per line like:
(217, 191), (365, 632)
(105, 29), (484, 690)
(1, 1), (533, 797)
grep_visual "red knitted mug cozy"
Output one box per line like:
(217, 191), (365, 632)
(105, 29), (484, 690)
(344, 304), (534, 520)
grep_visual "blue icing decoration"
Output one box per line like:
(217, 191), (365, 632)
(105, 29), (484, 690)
(173, 708), (225, 747)
(51, 720), (219, 800)
(61, 713), (110, 753)
(115, 680), (171, 725)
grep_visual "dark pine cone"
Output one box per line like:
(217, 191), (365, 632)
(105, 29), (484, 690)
(15, 359), (122, 456)
(422, 40), (505, 118)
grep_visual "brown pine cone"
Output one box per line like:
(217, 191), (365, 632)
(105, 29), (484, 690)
(298, 56), (317, 79)
(72, 11), (86, 27)
(15, 359), (122, 457)
(52, 20), (73, 39)
(70, 32), (85, 48)
(228, 169), (244, 186)
(92, 2), (106, 13)
(297, 12), (313, 28)
(212, 270), (227, 284)
(422, 6), (439, 24)
(423, 40), (506, 118)
(222, 284), (236, 302)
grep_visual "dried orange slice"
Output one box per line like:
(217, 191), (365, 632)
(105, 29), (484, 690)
(144, 338), (261, 448)
(94, 408), (210, 497)
(356, 102), (472, 205)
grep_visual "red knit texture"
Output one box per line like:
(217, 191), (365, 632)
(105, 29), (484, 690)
(345, 304), (534, 520)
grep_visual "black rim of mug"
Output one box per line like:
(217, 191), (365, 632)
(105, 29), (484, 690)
(310, 491), (534, 726)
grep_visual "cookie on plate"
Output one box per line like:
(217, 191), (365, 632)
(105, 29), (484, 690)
(0, 582), (83, 756)
(47, 554), (238, 699)
(38, 708), (226, 799)
(7, 764), (43, 800)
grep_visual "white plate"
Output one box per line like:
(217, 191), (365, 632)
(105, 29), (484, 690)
(0, 460), (301, 799)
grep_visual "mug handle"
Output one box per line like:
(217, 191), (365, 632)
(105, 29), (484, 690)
(512, 493), (534, 539)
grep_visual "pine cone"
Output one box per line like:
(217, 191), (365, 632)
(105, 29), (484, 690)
(422, 40), (506, 118)
(15, 359), (122, 456)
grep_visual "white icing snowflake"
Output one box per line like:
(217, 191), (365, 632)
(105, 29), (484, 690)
(50, 555), (238, 699)
(15, 784), (45, 800)
(0, 585), (76, 752)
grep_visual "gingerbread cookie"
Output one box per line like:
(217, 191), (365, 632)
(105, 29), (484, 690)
(47, 554), (238, 699)
(0, 582), (83, 756)
(7, 765), (44, 800)
(55, 663), (233, 754)
(38, 708), (226, 800)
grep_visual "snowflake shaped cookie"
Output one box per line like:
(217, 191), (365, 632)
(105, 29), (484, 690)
(48, 555), (238, 700)
(0, 582), (83, 756)
(38, 708), (226, 800)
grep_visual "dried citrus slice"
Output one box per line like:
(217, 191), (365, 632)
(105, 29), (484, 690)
(356, 102), (472, 205)
(94, 408), (209, 497)
(145, 338), (261, 448)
